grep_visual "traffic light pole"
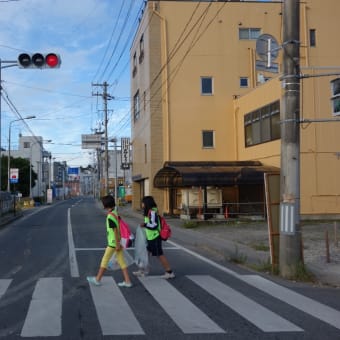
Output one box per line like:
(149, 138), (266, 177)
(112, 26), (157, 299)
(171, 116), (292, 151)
(279, 0), (303, 278)
(0, 59), (18, 194)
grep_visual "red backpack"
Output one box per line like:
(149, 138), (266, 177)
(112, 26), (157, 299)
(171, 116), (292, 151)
(158, 215), (172, 241)
(109, 212), (133, 248)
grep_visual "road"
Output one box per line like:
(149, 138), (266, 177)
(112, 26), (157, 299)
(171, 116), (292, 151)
(0, 197), (340, 339)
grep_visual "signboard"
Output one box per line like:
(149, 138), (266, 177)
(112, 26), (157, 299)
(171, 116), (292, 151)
(121, 137), (130, 169)
(81, 134), (102, 149)
(10, 168), (19, 184)
(256, 60), (279, 73)
(47, 188), (53, 204)
(68, 167), (80, 181)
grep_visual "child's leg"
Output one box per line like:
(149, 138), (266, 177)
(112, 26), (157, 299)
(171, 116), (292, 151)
(97, 246), (115, 281)
(159, 254), (172, 272)
(116, 250), (132, 284)
(96, 267), (106, 282)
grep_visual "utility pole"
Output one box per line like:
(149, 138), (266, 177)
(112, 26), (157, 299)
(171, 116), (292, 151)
(279, 0), (303, 278)
(92, 81), (112, 195)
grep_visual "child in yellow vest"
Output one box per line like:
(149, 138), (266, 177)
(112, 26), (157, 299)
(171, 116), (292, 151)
(87, 195), (132, 287)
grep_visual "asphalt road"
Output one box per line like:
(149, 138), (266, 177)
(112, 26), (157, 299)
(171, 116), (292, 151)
(1, 197), (340, 339)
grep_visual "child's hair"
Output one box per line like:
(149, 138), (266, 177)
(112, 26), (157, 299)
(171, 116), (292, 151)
(101, 195), (115, 209)
(141, 195), (157, 216)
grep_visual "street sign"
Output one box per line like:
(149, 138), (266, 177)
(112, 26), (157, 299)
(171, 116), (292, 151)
(256, 60), (279, 73)
(121, 137), (130, 169)
(10, 168), (19, 184)
(81, 134), (102, 149)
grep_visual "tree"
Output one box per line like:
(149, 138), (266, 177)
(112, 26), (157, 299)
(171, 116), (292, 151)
(1, 156), (37, 196)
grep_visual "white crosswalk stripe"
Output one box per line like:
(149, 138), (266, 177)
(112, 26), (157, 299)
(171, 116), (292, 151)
(21, 278), (63, 337)
(188, 275), (303, 332)
(1, 275), (340, 337)
(138, 276), (225, 334)
(88, 276), (144, 335)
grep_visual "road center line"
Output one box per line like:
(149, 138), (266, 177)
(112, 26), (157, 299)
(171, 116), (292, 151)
(67, 208), (79, 278)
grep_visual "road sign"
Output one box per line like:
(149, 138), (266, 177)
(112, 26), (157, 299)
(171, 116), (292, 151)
(10, 168), (19, 184)
(256, 60), (279, 73)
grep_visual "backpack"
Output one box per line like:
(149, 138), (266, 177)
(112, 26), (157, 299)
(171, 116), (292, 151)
(158, 215), (172, 241)
(109, 212), (133, 248)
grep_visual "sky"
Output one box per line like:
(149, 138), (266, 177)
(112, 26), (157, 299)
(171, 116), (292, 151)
(0, 0), (145, 167)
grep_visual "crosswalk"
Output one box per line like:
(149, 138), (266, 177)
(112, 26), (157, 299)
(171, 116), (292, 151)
(1, 275), (340, 338)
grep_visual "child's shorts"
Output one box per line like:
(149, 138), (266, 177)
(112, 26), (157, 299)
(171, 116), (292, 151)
(101, 246), (127, 269)
(147, 236), (163, 256)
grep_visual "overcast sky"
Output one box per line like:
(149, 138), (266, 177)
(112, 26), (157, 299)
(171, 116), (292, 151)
(0, 0), (144, 167)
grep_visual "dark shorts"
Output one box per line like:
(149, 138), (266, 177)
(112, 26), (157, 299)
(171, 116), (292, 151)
(147, 236), (163, 256)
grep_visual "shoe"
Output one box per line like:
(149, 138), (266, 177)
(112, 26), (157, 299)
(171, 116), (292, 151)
(87, 276), (101, 286)
(117, 281), (133, 288)
(161, 271), (175, 279)
(133, 269), (148, 277)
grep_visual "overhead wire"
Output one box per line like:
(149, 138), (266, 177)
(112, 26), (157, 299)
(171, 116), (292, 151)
(91, 0), (125, 82)
(132, 1), (229, 142)
(97, 0), (137, 83)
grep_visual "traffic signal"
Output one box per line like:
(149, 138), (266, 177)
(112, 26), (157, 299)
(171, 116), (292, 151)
(17, 53), (61, 69)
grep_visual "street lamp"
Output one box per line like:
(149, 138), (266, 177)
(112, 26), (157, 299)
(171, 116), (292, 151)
(7, 116), (36, 192)
(30, 139), (52, 198)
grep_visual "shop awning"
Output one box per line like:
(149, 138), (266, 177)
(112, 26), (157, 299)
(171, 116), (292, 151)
(153, 161), (279, 188)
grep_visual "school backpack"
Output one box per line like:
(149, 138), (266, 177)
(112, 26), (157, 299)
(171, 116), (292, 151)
(158, 215), (172, 241)
(109, 212), (133, 248)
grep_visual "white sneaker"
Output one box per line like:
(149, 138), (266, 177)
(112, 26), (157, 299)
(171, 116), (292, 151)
(133, 269), (148, 277)
(161, 271), (175, 279)
(87, 276), (101, 286)
(117, 281), (133, 288)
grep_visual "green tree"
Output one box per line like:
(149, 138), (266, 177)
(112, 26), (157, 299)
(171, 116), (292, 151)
(1, 156), (37, 196)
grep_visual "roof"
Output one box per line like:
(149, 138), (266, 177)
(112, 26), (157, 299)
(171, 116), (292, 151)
(153, 161), (279, 188)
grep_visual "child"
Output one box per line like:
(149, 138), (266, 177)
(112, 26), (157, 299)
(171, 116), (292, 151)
(133, 195), (175, 279)
(87, 195), (132, 287)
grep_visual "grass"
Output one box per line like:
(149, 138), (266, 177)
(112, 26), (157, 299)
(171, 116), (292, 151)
(182, 220), (199, 229)
(227, 245), (248, 264)
(250, 243), (270, 251)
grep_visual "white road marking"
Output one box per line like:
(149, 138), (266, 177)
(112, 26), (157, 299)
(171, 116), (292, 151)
(67, 208), (79, 277)
(88, 276), (144, 335)
(0, 279), (11, 298)
(139, 276), (225, 334)
(21, 278), (63, 337)
(188, 275), (303, 332)
(242, 275), (340, 331)
(171, 240), (340, 331)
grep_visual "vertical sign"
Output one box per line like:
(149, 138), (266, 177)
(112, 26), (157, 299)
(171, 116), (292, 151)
(10, 168), (19, 183)
(121, 138), (130, 169)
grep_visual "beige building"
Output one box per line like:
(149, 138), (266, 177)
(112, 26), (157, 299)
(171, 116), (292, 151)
(130, 0), (340, 219)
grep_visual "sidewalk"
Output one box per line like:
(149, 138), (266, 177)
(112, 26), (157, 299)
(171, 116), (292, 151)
(119, 204), (340, 288)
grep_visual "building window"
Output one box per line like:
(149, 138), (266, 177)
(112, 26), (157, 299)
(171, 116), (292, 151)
(133, 90), (140, 122)
(23, 142), (30, 149)
(244, 100), (280, 147)
(201, 77), (213, 95)
(309, 29), (316, 47)
(143, 90), (146, 112)
(139, 34), (144, 63)
(240, 77), (249, 88)
(331, 78), (340, 115)
(202, 130), (214, 148)
(132, 52), (137, 77)
(239, 28), (261, 40)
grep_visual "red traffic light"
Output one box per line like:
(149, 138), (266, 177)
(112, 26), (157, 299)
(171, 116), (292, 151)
(17, 53), (61, 69)
(45, 53), (60, 68)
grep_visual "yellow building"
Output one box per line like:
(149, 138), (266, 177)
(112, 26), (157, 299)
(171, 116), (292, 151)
(131, 0), (340, 219)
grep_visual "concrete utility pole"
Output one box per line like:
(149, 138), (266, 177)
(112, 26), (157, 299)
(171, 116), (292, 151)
(92, 81), (111, 195)
(279, 0), (303, 278)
